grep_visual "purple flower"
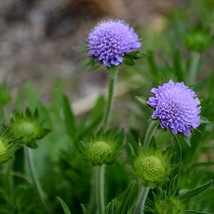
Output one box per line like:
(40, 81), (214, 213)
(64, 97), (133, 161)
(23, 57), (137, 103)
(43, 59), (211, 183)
(147, 80), (201, 136)
(87, 19), (141, 67)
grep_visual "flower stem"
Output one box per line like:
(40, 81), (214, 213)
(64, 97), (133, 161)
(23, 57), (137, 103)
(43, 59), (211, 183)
(95, 165), (105, 214)
(103, 72), (117, 130)
(93, 70), (117, 214)
(133, 186), (150, 214)
(4, 161), (13, 198)
(25, 147), (50, 213)
(189, 51), (200, 85)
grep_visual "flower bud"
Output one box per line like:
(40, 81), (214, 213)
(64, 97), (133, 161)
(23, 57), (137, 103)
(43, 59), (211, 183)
(10, 108), (50, 148)
(78, 128), (124, 166)
(87, 141), (113, 165)
(154, 197), (185, 214)
(133, 154), (169, 187)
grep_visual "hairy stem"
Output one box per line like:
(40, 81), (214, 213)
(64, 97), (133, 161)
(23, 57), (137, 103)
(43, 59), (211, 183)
(25, 147), (50, 213)
(95, 165), (105, 214)
(103, 72), (117, 130)
(133, 186), (150, 214)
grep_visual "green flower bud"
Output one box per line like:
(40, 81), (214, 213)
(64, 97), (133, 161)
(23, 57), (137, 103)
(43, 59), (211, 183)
(133, 153), (170, 187)
(78, 128), (124, 166)
(154, 197), (185, 214)
(10, 108), (50, 148)
(87, 141), (113, 165)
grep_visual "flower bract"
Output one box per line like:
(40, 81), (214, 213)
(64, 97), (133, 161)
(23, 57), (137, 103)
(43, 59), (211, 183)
(78, 128), (124, 166)
(9, 108), (50, 148)
(133, 152), (170, 187)
(147, 80), (201, 136)
(0, 129), (20, 165)
(87, 19), (141, 67)
(154, 197), (185, 214)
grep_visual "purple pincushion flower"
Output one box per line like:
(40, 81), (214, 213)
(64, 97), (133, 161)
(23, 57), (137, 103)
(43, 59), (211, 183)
(87, 19), (141, 67)
(147, 80), (201, 136)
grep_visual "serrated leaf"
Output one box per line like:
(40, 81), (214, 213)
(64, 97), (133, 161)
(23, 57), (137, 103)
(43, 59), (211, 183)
(177, 180), (213, 202)
(57, 196), (71, 214)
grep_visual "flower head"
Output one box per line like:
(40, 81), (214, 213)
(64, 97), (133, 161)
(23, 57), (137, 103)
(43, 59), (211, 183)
(87, 19), (141, 67)
(133, 151), (170, 187)
(9, 108), (50, 148)
(147, 80), (201, 136)
(78, 128), (124, 166)
(154, 197), (185, 214)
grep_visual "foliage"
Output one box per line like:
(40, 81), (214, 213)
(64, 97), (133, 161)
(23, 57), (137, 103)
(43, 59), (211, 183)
(0, 1), (214, 214)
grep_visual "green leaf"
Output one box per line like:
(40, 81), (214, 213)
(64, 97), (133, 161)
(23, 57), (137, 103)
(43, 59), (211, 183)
(105, 199), (117, 214)
(143, 120), (159, 151)
(128, 143), (137, 161)
(183, 135), (191, 147)
(185, 210), (213, 214)
(130, 51), (147, 60)
(78, 96), (104, 139)
(81, 204), (88, 214)
(117, 181), (136, 214)
(27, 141), (38, 149)
(136, 96), (147, 106)
(90, 95), (105, 120)
(177, 180), (213, 202)
(124, 55), (135, 65)
(168, 175), (179, 197)
(62, 95), (76, 140)
(57, 196), (71, 214)
(200, 116), (210, 124)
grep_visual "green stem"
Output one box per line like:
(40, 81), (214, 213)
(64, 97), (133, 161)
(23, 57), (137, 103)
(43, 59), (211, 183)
(95, 165), (105, 214)
(92, 70), (117, 214)
(103, 72), (117, 130)
(4, 161), (13, 198)
(189, 51), (200, 85)
(133, 186), (150, 214)
(25, 147), (50, 213)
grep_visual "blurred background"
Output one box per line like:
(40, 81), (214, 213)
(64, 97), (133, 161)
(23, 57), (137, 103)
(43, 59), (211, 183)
(0, 0), (191, 108)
